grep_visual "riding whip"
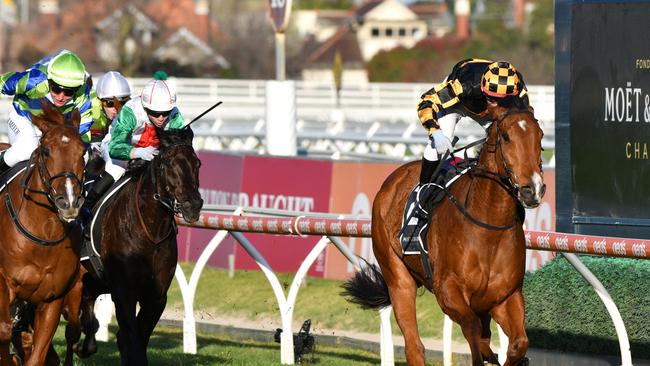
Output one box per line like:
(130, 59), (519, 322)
(184, 101), (223, 129)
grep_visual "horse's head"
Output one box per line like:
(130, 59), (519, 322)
(484, 107), (546, 208)
(152, 126), (203, 222)
(30, 101), (85, 222)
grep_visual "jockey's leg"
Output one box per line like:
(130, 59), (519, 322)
(80, 143), (127, 224)
(0, 110), (41, 175)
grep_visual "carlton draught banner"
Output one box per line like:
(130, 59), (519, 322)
(177, 152), (557, 279)
(570, 3), (650, 219)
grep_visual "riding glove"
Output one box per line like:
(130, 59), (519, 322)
(130, 146), (159, 161)
(429, 130), (452, 154)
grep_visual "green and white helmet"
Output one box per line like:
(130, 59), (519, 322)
(141, 79), (176, 112)
(47, 51), (86, 88)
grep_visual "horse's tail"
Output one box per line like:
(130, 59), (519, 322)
(341, 262), (391, 309)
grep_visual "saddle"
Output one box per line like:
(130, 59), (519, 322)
(80, 174), (132, 281)
(399, 157), (477, 256)
(0, 161), (30, 193)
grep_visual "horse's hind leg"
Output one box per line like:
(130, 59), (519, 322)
(490, 289), (528, 366)
(479, 313), (500, 365)
(377, 255), (425, 365)
(437, 281), (484, 366)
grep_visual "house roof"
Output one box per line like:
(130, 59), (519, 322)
(153, 27), (230, 68)
(305, 27), (364, 69)
(354, 0), (384, 18)
(144, 0), (220, 44)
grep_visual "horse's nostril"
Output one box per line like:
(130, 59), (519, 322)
(55, 196), (70, 210)
(540, 184), (547, 198)
(521, 186), (534, 198)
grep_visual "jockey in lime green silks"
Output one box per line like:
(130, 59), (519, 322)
(0, 49), (93, 174)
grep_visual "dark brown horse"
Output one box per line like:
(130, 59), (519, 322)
(64, 126), (203, 365)
(0, 102), (85, 366)
(343, 106), (545, 366)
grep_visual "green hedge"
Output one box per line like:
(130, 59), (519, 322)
(523, 256), (650, 359)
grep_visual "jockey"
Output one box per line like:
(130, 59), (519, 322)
(416, 58), (530, 187)
(81, 78), (184, 213)
(87, 71), (131, 145)
(0, 49), (92, 175)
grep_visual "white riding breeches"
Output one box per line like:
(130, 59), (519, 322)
(101, 134), (127, 181)
(423, 112), (461, 162)
(6, 109), (41, 167)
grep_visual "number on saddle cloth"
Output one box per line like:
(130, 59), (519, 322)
(399, 156), (477, 256)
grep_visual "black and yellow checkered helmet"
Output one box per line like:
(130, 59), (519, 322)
(480, 61), (520, 98)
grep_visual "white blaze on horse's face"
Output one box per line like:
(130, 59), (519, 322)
(517, 120), (527, 131)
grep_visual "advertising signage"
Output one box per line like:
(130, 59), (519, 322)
(557, 0), (650, 237)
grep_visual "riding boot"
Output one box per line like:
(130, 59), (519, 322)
(80, 172), (115, 226)
(0, 151), (10, 176)
(419, 158), (440, 185)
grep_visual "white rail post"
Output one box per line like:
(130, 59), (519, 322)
(562, 253), (633, 366)
(175, 207), (243, 354)
(379, 306), (394, 366)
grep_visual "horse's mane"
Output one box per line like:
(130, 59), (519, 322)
(126, 127), (195, 176)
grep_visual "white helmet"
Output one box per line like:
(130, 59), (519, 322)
(141, 79), (176, 112)
(96, 71), (131, 100)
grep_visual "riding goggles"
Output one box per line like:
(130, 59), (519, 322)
(144, 108), (171, 118)
(48, 79), (79, 97)
(101, 97), (130, 108)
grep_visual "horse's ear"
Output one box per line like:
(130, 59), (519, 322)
(31, 113), (51, 135)
(183, 126), (194, 143)
(68, 108), (81, 129)
(486, 98), (508, 121)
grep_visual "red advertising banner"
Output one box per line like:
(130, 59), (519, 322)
(234, 155), (333, 275)
(177, 152), (244, 268)
(324, 160), (401, 280)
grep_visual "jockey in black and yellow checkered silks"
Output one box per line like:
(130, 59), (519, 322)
(416, 59), (530, 185)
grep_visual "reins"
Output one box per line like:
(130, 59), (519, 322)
(4, 145), (82, 246)
(441, 109), (536, 231)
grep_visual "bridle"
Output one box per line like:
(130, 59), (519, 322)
(5, 139), (85, 246)
(444, 109), (538, 231)
(135, 142), (196, 244)
(480, 109), (537, 197)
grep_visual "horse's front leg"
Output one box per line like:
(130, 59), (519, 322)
(25, 298), (64, 366)
(490, 289), (529, 366)
(437, 279), (484, 366)
(62, 275), (83, 366)
(479, 312), (500, 365)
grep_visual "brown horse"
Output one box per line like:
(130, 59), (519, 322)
(343, 106), (545, 366)
(62, 126), (203, 366)
(0, 102), (85, 366)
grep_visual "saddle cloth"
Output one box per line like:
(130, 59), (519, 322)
(399, 157), (476, 256)
(80, 175), (132, 280)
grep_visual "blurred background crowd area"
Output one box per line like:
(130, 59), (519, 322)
(0, 0), (554, 85)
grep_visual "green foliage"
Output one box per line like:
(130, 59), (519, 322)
(294, 0), (354, 10)
(523, 256), (650, 358)
(367, 46), (445, 82)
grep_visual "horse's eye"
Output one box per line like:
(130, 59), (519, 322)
(42, 148), (50, 157)
(501, 132), (510, 143)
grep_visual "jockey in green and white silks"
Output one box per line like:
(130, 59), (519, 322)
(81, 79), (184, 217)
(0, 49), (92, 173)
(88, 71), (132, 145)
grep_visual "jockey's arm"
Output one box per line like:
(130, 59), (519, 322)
(0, 70), (49, 97)
(108, 106), (137, 161)
(76, 85), (94, 145)
(417, 87), (442, 136)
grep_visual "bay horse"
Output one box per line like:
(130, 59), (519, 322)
(65, 126), (203, 365)
(343, 106), (545, 366)
(0, 102), (85, 366)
